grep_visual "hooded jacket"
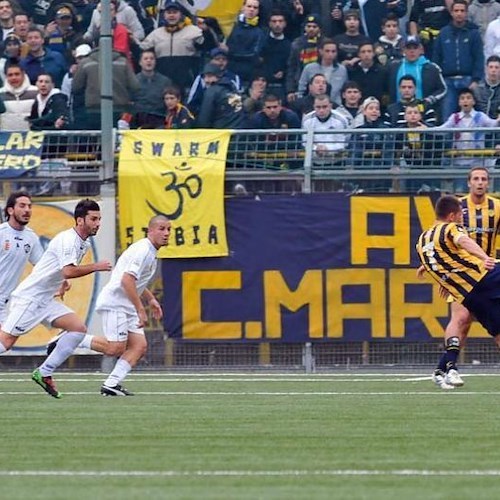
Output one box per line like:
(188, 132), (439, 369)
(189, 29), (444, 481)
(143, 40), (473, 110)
(0, 74), (37, 130)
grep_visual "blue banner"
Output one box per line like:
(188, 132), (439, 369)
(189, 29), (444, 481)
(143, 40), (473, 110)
(162, 193), (483, 342)
(0, 131), (44, 178)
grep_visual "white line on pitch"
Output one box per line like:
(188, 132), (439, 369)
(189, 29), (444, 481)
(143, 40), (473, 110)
(1, 469), (500, 477)
(0, 391), (499, 396)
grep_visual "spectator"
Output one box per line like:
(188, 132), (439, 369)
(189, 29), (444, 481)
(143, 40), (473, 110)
(72, 47), (139, 129)
(259, 10), (291, 100)
(60, 42), (90, 122)
(348, 42), (388, 104)
(44, 4), (85, 64)
(387, 36), (446, 112)
(328, 0), (346, 38)
(286, 12), (322, 103)
(162, 85), (195, 129)
(298, 38), (347, 106)
(375, 13), (404, 66)
(302, 93), (349, 158)
(242, 73), (267, 114)
(357, 0), (406, 42)
(259, 0), (315, 40)
(0, 62), (36, 130)
(409, 0), (451, 58)
(187, 47), (242, 116)
(350, 96), (392, 168)
(21, 27), (67, 88)
(474, 55), (500, 118)
(334, 79), (364, 127)
(439, 87), (500, 167)
(12, 13), (29, 57)
(484, 14), (500, 60)
(196, 64), (245, 129)
(433, 0), (484, 119)
(28, 72), (69, 130)
(0, 0), (14, 41)
(138, 1), (215, 91)
(394, 102), (441, 168)
(134, 49), (172, 128)
(84, 0), (145, 43)
(0, 32), (21, 82)
(469, 0), (500, 39)
(226, 0), (266, 85)
(247, 92), (302, 168)
(333, 10), (370, 70)
(385, 75), (437, 126)
(290, 72), (328, 117)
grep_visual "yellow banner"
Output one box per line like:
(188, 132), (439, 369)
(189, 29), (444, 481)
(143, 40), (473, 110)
(118, 129), (230, 258)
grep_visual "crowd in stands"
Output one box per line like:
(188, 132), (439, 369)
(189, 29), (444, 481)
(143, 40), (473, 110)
(0, 0), (499, 168)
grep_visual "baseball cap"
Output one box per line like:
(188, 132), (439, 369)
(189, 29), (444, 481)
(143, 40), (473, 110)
(210, 47), (228, 59)
(56, 6), (73, 18)
(164, 1), (181, 10)
(362, 96), (380, 110)
(305, 14), (320, 26)
(404, 35), (422, 47)
(202, 63), (223, 77)
(4, 33), (20, 45)
(74, 44), (91, 58)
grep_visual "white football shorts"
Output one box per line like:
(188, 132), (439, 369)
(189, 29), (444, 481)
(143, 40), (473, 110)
(99, 309), (144, 342)
(3, 298), (73, 336)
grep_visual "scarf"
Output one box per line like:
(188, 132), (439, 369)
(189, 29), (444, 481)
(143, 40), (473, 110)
(238, 13), (259, 27)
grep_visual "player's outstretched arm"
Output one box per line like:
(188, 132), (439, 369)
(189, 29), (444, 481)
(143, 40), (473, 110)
(457, 236), (496, 270)
(62, 261), (112, 279)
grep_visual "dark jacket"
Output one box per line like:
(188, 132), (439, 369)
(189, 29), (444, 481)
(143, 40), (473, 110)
(433, 22), (484, 81)
(226, 15), (265, 82)
(348, 62), (388, 103)
(196, 77), (245, 129)
(29, 92), (69, 130)
(350, 118), (392, 167)
(286, 34), (321, 94)
(387, 57), (447, 106)
(21, 48), (68, 88)
(473, 79), (500, 118)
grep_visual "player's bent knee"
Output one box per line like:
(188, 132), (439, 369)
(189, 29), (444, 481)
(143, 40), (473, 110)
(446, 336), (460, 349)
(104, 343), (126, 357)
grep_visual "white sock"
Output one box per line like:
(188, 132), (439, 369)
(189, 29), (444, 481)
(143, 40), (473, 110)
(79, 334), (94, 350)
(104, 359), (132, 387)
(39, 331), (84, 376)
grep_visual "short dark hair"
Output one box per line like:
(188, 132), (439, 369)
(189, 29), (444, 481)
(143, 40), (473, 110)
(452, 0), (468, 9)
(163, 85), (181, 99)
(263, 93), (281, 104)
(319, 37), (336, 50)
(486, 55), (500, 65)
(4, 190), (31, 220)
(341, 80), (361, 93)
(74, 199), (100, 221)
(435, 195), (461, 220)
(468, 166), (489, 181)
(381, 13), (399, 25)
(399, 74), (416, 86)
(458, 87), (475, 100)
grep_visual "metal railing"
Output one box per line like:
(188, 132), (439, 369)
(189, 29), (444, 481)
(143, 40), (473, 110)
(12, 127), (498, 196)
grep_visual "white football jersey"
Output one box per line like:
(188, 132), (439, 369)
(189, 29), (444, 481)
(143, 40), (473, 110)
(0, 222), (44, 303)
(12, 227), (91, 305)
(96, 238), (157, 314)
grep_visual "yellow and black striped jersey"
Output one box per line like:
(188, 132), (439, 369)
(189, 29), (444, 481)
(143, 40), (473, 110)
(416, 221), (488, 302)
(460, 195), (500, 258)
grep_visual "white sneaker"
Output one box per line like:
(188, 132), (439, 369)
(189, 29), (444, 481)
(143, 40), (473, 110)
(432, 370), (455, 390)
(444, 368), (464, 387)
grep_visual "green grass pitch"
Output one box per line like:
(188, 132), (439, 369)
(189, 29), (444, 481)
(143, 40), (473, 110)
(1, 371), (500, 500)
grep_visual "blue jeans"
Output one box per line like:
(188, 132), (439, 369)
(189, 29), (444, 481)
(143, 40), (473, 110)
(442, 76), (472, 121)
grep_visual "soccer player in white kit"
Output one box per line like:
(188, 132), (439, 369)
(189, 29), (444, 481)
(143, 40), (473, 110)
(76, 215), (171, 396)
(0, 199), (112, 398)
(0, 191), (44, 324)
